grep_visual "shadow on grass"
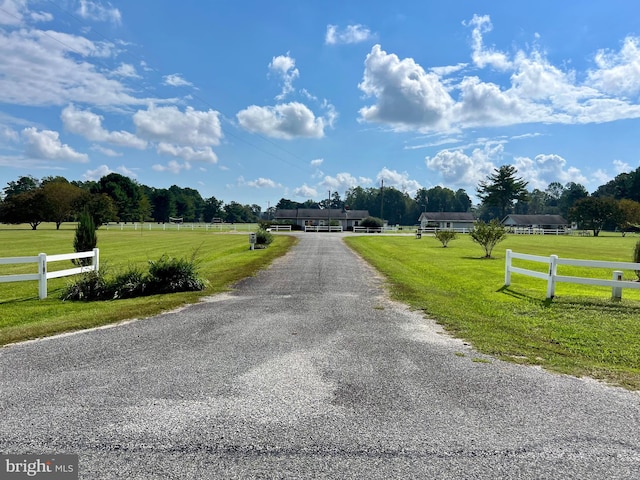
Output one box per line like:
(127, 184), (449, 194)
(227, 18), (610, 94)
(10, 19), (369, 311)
(497, 286), (554, 307)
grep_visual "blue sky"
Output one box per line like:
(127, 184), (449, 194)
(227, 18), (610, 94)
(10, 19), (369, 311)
(2, 1), (640, 208)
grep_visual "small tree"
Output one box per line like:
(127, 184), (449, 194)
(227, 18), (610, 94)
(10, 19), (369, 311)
(470, 219), (507, 258)
(360, 216), (383, 229)
(434, 230), (457, 247)
(73, 209), (97, 266)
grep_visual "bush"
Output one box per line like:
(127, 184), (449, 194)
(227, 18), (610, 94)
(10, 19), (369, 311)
(634, 240), (640, 281)
(434, 230), (457, 247)
(62, 253), (206, 301)
(469, 219), (507, 258)
(360, 217), (383, 229)
(255, 228), (273, 246)
(147, 254), (206, 294)
(73, 209), (97, 266)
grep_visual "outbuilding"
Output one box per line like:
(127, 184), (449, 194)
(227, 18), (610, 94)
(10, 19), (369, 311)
(274, 208), (370, 230)
(418, 212), (475, 231)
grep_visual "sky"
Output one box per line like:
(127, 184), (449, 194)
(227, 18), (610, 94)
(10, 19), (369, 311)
(2, 1), (640, 208)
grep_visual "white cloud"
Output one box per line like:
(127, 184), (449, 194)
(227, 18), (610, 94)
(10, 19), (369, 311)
(376, 167), (422, 195)
(325, 24), (373, 45)
(134, 105), (222, 146)
(156, 143), (217, 163)
(358, 45), (455, 131)
(246, 177), (281, 188)
(90, 144), (121, 157)
(237, 102), (325, 139)
(22, 127), (88, 162)
(613, 159), (631, 173)
(321, 172), (363, 192)
(112, 63), (140, 78)
(588, 37), (640, 96)
(76, 0), (121, 24)
(152, 160), (192, 174)
(83, 164), (113, 180)
(269, 54), (299, 100)
(61, 104), (147, 149)
(293, 184), (318, 198)
(0, 0), (28, 26)
(513, 154), (587, 190)
(163, 73), (193, 87)
(466, 14), (513, 70)
(425, 143), (502, 189)
(310, 158), (324, 167)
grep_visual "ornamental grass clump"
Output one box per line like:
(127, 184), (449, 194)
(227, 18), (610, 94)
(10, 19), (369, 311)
(147, 254), (206, 294)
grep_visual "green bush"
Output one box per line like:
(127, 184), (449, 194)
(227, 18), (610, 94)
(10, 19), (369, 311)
(634, 240), (640, 281)
(61, 269), (112, 301)
(147, 254), (206, 294)
(434, 230), (457, 247)
(112, 265), (147, 299)
(255, 228), (273, 246)
(360, 217), (383, 229)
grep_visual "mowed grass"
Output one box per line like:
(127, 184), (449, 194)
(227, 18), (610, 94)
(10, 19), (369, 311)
(0, 224), (296, 346)
(345, 233), (640, 390)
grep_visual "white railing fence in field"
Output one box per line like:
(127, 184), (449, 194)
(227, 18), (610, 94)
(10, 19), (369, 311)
(504, 249), (640, 300)
(304, 225), (344, 232)
(0, 249), (99, 300)
(103, 222), (256, 232)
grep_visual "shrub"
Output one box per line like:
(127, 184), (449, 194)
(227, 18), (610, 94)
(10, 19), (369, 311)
(61, 269), (112, 301)
(434, 230), (457, 247)
(255, 228), (273, 246)
(360, 217), (383, 229)
(112, 265), (147, 299)
(73, 209), (97, 266)
(469, 219), (507, 258)
(147, 254), (206, 294)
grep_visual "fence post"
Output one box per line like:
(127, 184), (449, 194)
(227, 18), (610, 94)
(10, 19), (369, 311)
(612, 271), (623, 301)
(546, 255), (558, 299)
(505, 249), (512, 286)
(38, 253), (47, 300)
(93, 248), (100, 272)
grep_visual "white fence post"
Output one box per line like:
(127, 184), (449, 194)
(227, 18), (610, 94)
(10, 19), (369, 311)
(93, 248), (100, 272)
(612, 271), (623, 301)
(546, 255), (558, 299)
(505, 249), (512, 286)
(38, 253), (47, 300)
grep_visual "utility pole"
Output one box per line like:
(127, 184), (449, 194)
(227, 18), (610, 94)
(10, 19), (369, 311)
(328, 189), (331, 231)
(380, 179), (384, 222)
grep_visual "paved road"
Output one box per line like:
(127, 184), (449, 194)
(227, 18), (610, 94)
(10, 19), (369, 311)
(1, 233), (639, 479)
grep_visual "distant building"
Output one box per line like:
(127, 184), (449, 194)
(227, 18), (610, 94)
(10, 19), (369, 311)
(501, 214), (569, 232)
(274, 208), (370, 230)
(418, 212), (475, 230)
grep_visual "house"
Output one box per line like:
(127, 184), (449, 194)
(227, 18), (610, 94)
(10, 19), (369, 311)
(274, 208), (370, 230)
(418, 212), (475, 231)
(501, 214), (569, 233)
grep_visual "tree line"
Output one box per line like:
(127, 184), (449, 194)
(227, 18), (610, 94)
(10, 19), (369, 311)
(1, 165), (640, 233)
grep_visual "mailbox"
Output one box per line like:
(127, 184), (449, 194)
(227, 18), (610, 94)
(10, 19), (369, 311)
(249, 233), (257, 250)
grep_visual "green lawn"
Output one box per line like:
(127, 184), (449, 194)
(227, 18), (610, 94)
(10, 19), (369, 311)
(0, 224), (296, 346)
(345, 233), (640, 390)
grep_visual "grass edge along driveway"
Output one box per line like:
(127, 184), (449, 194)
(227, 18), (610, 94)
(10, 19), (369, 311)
(345, 234), (640, 391)
(0, 229), (297, 347)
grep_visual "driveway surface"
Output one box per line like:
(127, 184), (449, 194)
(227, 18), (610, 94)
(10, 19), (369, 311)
(1, 233), (639, 478)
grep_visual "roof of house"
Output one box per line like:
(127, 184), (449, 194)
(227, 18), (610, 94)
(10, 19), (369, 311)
(274, 208), (370, 220)
(418, 212), (475, 222)
(502, 214), (568, 225)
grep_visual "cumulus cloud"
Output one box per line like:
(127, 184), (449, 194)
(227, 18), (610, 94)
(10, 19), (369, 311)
(91, 144), (121, 157)
(163, 73), (193, 87)
(61, 104), (147, 149)
(310, 158), (324, 167)
(325, 24), (373, 45)
(293, 184), (318, 198)
(269, 54), (299, 100)
(358, 17), (640, 133)
(156, 143), (218, 163)
(613, 159), (632, 173)
(320, 172), (370, 192)
(359, 45), (455, 130)
(246, 177), (282, 188)
(134, 105), (222, 146)
(513, 154), (587, 190)
(425, 142), (502, 188)
(237, 102), (325, 139)
(22, 127), (88, 162)
(376, 168), (422, 195)
(112, 63), (140, 78)
(152, 160), (192, 174)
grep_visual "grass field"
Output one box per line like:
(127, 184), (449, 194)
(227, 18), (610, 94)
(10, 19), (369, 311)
(345, 232), (640, 390)
(0, 223), (296, 346)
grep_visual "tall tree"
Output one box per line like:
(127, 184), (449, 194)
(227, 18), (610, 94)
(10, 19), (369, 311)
(3, 175), (39, 199)
(569, 196), (622, 236)
(477, 165), (529, 219)
(94, 173), (144, 222)
(41, 181), (84, 229)
(202, 196), (224, 222)
(559, 182), (588, 218)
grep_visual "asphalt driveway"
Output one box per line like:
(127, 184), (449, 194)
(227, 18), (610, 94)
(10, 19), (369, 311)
(1, 233), (639, 478)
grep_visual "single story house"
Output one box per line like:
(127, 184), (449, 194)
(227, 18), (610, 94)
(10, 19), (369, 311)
(501, 214), (569, 231)
(274, 208), (370, 230)
(418, 212), (475, 230)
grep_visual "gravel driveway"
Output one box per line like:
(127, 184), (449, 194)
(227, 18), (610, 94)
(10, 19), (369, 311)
(1, 232), (639, 479)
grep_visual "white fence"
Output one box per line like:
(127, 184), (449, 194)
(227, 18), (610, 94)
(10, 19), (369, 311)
(103, 222), (255, 232)
(504, 249), (640, 300)
(304, 225), (344, 232)
(0, 249), (99, 299)
(268, 225), (292, 232)
(418, 227), (472, 234)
